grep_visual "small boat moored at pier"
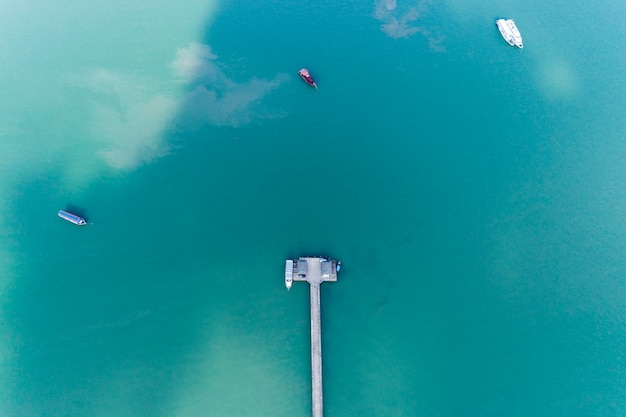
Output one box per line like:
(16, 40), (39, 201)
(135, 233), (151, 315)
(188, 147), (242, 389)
(298, 68), (317, 89)
(285, 259), (294, 290)
(58, 210), (87, 226)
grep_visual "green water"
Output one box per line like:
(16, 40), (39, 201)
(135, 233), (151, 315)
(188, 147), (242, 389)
(2, 0), (626, 416)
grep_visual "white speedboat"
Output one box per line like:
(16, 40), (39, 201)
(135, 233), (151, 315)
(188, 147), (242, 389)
(495, 19), (514, 46)
(285, 260), (293, 290)
(506, 19), (523, 48)
(496, 19), (523, 49)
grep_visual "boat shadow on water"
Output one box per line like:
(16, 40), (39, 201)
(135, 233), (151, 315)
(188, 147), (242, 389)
(64, 204), (87, 218)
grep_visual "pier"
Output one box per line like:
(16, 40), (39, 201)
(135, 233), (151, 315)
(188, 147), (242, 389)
(285, 257), (339, 417)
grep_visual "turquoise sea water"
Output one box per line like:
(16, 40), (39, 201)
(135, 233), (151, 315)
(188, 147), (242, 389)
(2, 0), (626, 416)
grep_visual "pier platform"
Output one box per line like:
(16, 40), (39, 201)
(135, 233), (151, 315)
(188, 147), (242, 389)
(285, 257), (339, 417)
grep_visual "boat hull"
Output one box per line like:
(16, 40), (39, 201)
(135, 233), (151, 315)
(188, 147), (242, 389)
(58, 210), (87, 225)
(506, 19), (523, 48)
(495, 19), (514, 46)
(298, 68), (317, 88)
(285, 260), (294, 290)
(496, 19), (523, 48)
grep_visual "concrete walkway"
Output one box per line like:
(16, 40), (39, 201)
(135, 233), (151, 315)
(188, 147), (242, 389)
(287, 257), (339, 417)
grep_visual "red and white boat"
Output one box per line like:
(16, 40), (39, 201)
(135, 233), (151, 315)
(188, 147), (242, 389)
(298, 68), (317, 89)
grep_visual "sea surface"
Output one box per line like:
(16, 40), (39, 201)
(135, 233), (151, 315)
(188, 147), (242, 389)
(2, 1), (626, 416)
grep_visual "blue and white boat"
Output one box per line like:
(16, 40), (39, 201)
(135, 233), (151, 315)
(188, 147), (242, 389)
(58, 210), (87, 226)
